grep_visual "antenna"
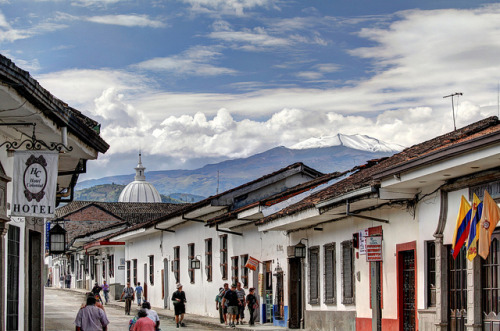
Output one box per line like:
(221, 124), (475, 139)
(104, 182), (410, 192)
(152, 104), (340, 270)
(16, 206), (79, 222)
(443, 92), (463, 131)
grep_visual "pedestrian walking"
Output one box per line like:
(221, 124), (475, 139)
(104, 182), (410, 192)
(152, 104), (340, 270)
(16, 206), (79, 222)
(135, 282), (143, 306)
(65, 273), (72, 288)
(235, 282), (246, 325)
(59, 274), (64, 288)
(246, 288), (259, 326)
(221, 283), (229, 325)
(92, 282), (103, 304)
(172, 283), (187, 328)
(141, 301), (160, 330)
(131, 309), (155, 331)
(102, 280), (110, 304)
(74, 295), (110, 331)
(222, 283), (239, 328)
(215, 287), (225, 324)
(121, 282), (135, 315)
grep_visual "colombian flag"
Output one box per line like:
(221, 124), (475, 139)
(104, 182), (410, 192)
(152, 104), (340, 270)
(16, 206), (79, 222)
(451, 195), (472, 259)
(466, 194), (483, 261)
(478, 191), (500, 259)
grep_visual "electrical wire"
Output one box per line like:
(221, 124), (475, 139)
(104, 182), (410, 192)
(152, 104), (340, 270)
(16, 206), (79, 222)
(0, 99), (28, 112)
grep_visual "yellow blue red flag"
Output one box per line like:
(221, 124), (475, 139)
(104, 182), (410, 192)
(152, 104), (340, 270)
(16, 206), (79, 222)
(451, 195), (471, 259)
(478, 191), (500, 259)
(466, 194), (482, 261)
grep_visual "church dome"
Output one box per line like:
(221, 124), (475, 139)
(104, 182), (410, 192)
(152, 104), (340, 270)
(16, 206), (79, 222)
(118, 154), (162, 203)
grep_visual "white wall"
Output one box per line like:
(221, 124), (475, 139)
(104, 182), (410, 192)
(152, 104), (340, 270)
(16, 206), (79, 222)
(123, 220), (289, 318)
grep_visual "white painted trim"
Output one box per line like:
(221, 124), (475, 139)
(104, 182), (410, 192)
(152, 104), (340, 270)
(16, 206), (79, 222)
(316, 186), (373, 209)
(111, 228), (146, 241)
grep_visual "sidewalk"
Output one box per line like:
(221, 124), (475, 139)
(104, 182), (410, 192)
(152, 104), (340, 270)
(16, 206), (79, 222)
(60, 288), (288, 331)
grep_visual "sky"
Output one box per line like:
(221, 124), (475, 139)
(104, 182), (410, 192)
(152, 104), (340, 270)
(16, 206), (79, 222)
(1, 0), (500, 180)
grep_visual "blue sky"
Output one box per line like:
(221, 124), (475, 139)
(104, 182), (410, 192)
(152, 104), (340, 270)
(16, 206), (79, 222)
(1, 0), (500, 180)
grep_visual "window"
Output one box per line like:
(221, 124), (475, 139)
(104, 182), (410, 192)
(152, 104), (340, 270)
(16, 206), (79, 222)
(7, 225), (20, 330)
(173, 246), (180, 283)
(427, 241), (436, 307)
(133, 259), (138, 285)
(70, 255), (75, 273)
(240, 255), (249, 288)
(341, 240), (355, 304)
(205, 238), (212, 282)
(188, 244), (195, 283)
(126, 260), (131, 284)
(149, 255), (154, 285)
(220, 235), (228, 280)
(324, 243), (336, 304)
(309, 246), (320, 304)
(231, 256), (239, 284)
(109, 255), (114, 278)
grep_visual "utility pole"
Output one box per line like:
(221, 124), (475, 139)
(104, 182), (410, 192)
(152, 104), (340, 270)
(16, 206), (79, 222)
(443, 92), (463, 131)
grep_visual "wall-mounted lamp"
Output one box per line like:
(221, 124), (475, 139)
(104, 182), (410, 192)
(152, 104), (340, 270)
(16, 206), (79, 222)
(190, 255), (202, 269)
(294, 238), (308, 258)
(49, 223), (66, 255)
(274, 260), (283, 275)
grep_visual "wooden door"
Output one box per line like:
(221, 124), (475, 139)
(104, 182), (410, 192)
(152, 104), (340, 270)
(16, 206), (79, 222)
(288, 258), (302, 329)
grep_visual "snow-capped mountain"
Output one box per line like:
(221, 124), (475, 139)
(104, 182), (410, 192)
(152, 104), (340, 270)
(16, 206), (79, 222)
(290, 133), (404, 152)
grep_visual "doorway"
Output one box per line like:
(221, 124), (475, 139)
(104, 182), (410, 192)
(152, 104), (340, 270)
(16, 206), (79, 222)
(288, 257), (302, 329)
(163, 259), (169, 309)
(448, 246), (467, 330)
(482, 232), (500, 330)
(397, 242), (416, 331)
(143, 263), (148, 301)
(264, 261), (273, 323)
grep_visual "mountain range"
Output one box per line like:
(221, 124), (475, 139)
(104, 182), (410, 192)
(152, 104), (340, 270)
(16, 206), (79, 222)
(76, 134), (403, 198)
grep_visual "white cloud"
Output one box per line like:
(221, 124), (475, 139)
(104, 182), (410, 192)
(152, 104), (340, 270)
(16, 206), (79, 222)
(36, 69), (152, 110)
(0, 10), (68, 43)
(86, 14), (166, 28)
(208, 26), (291, 49)
(181, 0), (278, 16)
(133, 46), (237, 76)
(32, 5), (500, 175)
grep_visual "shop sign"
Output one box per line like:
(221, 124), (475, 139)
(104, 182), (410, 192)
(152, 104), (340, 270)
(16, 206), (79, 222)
(359, 229), (369, 255)
(366, 235), (383, 262)
(11, 151), (59, 217)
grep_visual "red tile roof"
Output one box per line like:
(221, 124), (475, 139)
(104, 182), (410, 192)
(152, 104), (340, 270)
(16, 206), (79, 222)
(257, 116), (500, 225)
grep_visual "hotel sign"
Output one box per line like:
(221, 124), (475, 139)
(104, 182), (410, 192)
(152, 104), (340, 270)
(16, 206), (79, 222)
(11, 151), (59, 218)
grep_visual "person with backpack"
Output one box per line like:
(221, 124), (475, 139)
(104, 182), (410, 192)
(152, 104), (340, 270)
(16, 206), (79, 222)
(120, 282), (135, 315)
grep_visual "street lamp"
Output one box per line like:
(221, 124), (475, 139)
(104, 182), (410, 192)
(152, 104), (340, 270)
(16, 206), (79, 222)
(294, 239), (307, 258)
(49, 223), (66, 255)
(190, 255), (201, 269)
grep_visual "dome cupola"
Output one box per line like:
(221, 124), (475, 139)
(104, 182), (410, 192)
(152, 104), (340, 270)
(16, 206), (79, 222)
(118, 153), (162, 203)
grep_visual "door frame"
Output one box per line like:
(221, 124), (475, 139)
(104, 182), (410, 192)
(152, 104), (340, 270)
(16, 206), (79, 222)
(396, 241), (417, 330)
